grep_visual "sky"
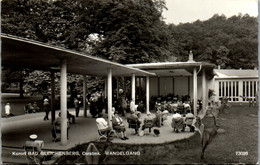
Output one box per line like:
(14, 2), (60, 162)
(162, 0), (258, 25)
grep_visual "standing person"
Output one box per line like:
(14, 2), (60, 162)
(74, 98), (80, 117)
(130, 99), (136, 113)
(121, 97), (127, 116)
(5, 103), (11, 118)
(43, 98), (50, 120)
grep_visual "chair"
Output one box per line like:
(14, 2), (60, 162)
(96, 122), (115, 141)
(24, 146), (41, 164)
(52, 122), (61, 142)
(142, 119), (155, 133)
(171, 117), (185, 133)
(184, 114), (195, 132)
(127, 119), (140, 134)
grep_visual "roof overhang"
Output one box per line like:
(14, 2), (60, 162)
(127, 62), (215, 78)
(1, 34), (155, 77)
(215, 77), (258, 80)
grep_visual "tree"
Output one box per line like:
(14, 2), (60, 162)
(2, 0), (171, 64)
(1, 67), (31, 98)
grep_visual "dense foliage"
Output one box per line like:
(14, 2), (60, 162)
(2, 0), (170, 64)
(1, 0), (258, 96)
(168, 14), (258, 69)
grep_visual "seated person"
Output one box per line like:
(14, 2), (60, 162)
(144, 112), (154, 122)
(161, 110), (169, 122)
(126, 111), (141, 134)
(183, 103), (191, 114)
(67, 111), (76, 124)
(112, 111), (129, 140)
(25, 103), (34, 113)
(25, 134), (45, 162)
(52, 112), (69, 141)
(96, 113), (112, 137)
(171, 112), (185, 133)
(142, 112), (155, 132)
(137, 101), (145, 113)
(184, 110), (195, 132)
(32, 102), (39, 113)
(172, 103), (178, 113)
(154, 110), (162, 127)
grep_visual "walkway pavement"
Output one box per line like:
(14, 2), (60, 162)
(1, 109), (196, 163)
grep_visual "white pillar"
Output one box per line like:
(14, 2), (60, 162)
(146, 76), (150, 114)
(104, 78), (107, 99)
(107, 69), (112, 128)
(51, 71), (55, 123)
(116, 77), (119, 99)
(238, 80), (243, 102)
(202, 68), (207, 114)
(131, 74), (136, 104)
(193, 68), (198, 116)
(60, 59), (67, 145)
(83, 75), (87, 117)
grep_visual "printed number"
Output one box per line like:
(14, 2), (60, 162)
(236, 151), (248, 156)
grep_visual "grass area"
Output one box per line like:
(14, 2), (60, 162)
(55, 104), (258, 164)
(1, 93), (44, 117)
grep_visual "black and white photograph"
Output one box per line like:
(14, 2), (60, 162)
(1, 0), (258, 164)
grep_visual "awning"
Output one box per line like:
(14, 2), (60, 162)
(127, 62), (216, 78)
(1, 34), (155, 77)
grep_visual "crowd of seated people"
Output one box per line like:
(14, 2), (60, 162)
(24, 102), (39, 113)
(91, 93), (204, 142)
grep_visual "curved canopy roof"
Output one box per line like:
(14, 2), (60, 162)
(127, 62), (216, 78)
(1, 34), (155, 77)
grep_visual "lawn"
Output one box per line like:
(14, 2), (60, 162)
(55, 103), (258, 164)
(1, 93), (44, 117)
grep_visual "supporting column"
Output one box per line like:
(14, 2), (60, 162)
(146, 76), (150, 114)
(107, 69), (112, 128)
(116, 77), (119, 99)
(172, 77), (175, 94)
(202, 68), (207, 114)
(104, 78), (107, 99)
(51, 71), (55, 123)
(158, 77), (160, 96)
(238, 80), (243, 102)
(193, 68), (198, 116)
(60, 59), (67, 145)
(83, 75), (87, 117)
(131, 74), (136, 104)
(123, 77), (126, 98)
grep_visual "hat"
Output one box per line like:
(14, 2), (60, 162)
(44, 98), (48, 102)
(29, 134), (37, 140)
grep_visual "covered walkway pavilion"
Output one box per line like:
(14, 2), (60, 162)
(1, 33), (155, 145)
(1, 34), (210, 163)
(127, 53), (215, 116)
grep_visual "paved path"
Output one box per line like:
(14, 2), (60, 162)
(1, 109), (196, 163)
